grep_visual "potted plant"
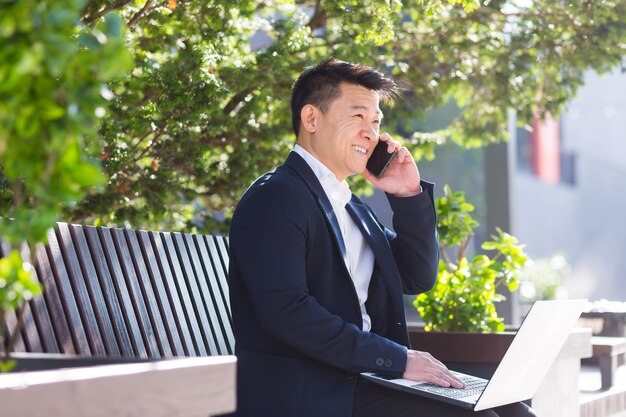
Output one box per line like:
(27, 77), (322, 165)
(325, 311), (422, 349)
(410, 185), (529, 370)
(415, 184), (529, 333)
(409, 189), (593, 417)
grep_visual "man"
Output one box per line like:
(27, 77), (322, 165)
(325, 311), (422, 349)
(227, 59), (536, 417)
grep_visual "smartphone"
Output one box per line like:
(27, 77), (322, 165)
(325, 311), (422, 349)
(367, 140), (396, 178)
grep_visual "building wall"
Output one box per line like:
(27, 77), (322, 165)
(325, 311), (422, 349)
(511, 68), (626, 301)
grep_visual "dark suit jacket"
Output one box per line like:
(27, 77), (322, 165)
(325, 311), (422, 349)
(227, 152), (439, 417)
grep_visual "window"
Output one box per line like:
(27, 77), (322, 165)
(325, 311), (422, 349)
(516, 115), (576, 186)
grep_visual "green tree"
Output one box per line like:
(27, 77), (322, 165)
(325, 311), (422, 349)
(0, 0), (131, 369)
(10, 0), (619, 233)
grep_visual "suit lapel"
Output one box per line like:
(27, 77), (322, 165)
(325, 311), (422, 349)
(346, 196), (404, 310)
(284, 151), (397, 287)
(346, 197), (390, 271)
(283, 152), (404, 328)
(283, 153), (350, 272)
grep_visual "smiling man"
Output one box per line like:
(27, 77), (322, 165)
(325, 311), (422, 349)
(226, 59), (536, 417)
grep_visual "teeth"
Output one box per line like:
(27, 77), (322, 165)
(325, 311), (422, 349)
(352, 145), (367, 154)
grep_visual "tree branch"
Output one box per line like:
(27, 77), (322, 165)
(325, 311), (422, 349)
(131, 125), (166, 164)
(440, 243), (452, 266)
(9, 180), (24, 212)
(307, 0), (327, 31)
(128, 0), (155, 28)
(130, 122), (165, 152)
(222, 86), (255, 115)
(82, 0), (134, 25)
(457, 234), (472, 265)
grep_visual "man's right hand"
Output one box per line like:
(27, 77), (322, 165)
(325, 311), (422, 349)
(403, 349), (466, 389)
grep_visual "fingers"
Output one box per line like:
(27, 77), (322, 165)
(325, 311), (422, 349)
(404, 350), (466, 389)
(439, 371), (466, 389)
(378, 133), (400, 153)
(421, 366), (465, 389)
(396, 147), (411, 163)
(378, 133), (410, 163)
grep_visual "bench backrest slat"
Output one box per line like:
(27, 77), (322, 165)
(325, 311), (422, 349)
(66, 223), (121, 357)
(194, 235), (234, 355)
(2, 223), (235, 361)
(124, 229), (174, 358)
(160, 232), (209, 356)
(136, 230), (186, 357)
(2, 310), (25, 352)
(215, 236), (235, 351)
(34, 241), (68, 353)
(19, 242), (58, 354)
(98, 227), (148, 357)
(56, 223), (107, 355)
(83, 226), (136, 357)
(206, 236), (231, 313)
(171, 233), (220, 356)
(110, 227), (161, 357)
(183, 233), (230, 355)
(147, 231), (197, 356)
(23, 242), (59, 353)
(47, 227), (92, 355)
(207, 236), (235, 349)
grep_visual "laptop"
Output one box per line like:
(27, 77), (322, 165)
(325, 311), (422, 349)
(361, 299), (586, 411)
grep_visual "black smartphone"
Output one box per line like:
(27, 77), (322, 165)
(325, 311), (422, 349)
(367, 140), (396, 178)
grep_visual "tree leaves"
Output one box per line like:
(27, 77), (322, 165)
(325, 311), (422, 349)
(0, 0), (621, 266)
(0, 0), (131, 359)
(0, 0), (131, 243)
(22, 0), (617, 233)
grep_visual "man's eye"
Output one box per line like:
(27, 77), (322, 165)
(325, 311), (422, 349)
(373, 120), (380, 125)
(353, 114), (364, 119)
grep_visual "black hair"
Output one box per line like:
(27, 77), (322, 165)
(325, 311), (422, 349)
(290, 58), (400, 137)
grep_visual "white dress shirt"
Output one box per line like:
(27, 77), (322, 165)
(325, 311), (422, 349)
(293, 145), (375, 331)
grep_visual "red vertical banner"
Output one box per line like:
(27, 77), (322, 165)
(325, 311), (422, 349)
(531, 114), (560, 183)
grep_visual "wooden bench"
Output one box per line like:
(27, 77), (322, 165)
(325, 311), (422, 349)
(591, 336), (626, 390)
(0, 222), (236, 416)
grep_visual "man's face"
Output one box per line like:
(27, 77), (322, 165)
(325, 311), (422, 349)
(310, 83), (382, 181)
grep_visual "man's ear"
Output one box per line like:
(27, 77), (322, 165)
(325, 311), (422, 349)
(300, 104), (318, 134)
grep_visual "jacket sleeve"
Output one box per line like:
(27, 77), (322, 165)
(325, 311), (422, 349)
(385, 180), (439, 295)
(230, 179), (408, 377)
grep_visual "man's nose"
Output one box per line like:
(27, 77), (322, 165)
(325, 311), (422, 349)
(362, 123), (378, 141)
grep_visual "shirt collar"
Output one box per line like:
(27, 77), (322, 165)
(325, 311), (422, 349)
(292, 145), (352, 207)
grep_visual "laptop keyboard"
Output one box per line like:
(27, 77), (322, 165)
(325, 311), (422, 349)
(410, 374), (488, 399)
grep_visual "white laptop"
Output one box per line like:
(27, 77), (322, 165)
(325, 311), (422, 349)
(361, 299), (586, 411)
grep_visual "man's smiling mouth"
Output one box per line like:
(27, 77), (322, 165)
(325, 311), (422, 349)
(352, 145), (367, 154)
